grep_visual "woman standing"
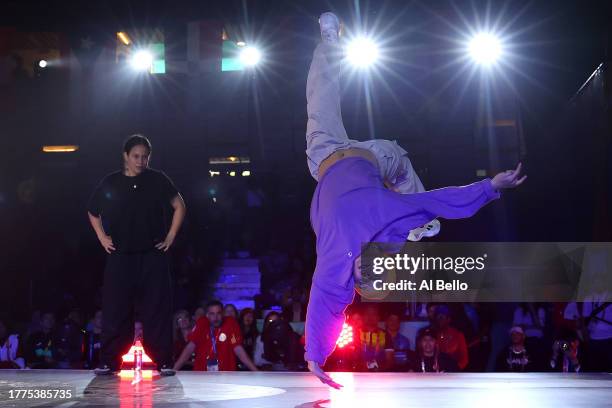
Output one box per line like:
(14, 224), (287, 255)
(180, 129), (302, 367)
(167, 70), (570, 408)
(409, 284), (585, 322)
(87, 134), (186, 375)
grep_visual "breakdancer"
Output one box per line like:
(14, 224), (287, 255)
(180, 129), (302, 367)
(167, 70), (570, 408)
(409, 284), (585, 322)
(304, 12), (526, 388)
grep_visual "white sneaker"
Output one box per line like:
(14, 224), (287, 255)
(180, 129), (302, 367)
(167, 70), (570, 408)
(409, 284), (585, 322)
(408, 219), (441, 242)
(319, 12), (340, 43)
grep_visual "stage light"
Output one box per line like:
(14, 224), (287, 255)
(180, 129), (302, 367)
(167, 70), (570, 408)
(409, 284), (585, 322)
(130, 50), (153, 72)
(346, 37), (379, 68)
(117, 31), (131, 46)
(38, 60), (48, 68)
(239, 46), (261, 67)
(42, 145), (79, 153)
(236, 41), (246, 47)
(229, 171), (236, 177)
(242, 170), (251, 177)
(468, 33), (502, 66)
(336, 322), (354, 348)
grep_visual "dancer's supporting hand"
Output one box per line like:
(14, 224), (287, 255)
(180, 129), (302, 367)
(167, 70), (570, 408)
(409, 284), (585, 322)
(307, 360), (343, 389)
(491, 162), (527, 190)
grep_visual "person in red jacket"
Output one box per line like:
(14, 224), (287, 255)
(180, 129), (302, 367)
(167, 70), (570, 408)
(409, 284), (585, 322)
(173, 301), (257, 372)
(435, 305), (469, 370)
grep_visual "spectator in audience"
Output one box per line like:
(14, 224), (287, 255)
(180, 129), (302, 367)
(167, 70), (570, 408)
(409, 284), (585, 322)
(349, 311), (363, 334)
(495, 326), (538, 372)
(581, 293), (612, 371)
(173, 310), (194, 370)
(513, 303), (546, 353)
(193, 307), (206, 321)
(385, 313), (412, 371)
(357, 305), (392, 371)
(239, 308), (259, 360)
(0, 320), (25, 369)
(27, 312), (56, 369)
(434, 305), (469, 370)
(54, 313), (85, 369)
(550, 329), (582, 373)
(84, 310), (103, 369)
(464, 302), (493, 372)
(282, 287), (307, 322)
(261, 315), (305, 371)
(253, 311), (281, 367)
(426, 303), (438, 325)
(173, 301), (258, 372)
(224, 304), (238, 320)
(411, 328), (458, 372)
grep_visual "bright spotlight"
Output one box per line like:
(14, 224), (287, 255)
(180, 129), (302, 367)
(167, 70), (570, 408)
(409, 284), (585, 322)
(38, 60), (48, 68)
(469, 33), (502, 66)
(130, 50), (153, 71)
(239, 46), (261, 67)
(346, 37), (379, 68)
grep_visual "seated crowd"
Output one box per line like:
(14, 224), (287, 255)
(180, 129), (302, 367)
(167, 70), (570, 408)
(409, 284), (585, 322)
(1, 300), (610, 373)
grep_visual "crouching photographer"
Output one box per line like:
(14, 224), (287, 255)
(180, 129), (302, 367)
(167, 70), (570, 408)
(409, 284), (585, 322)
(550, 329), (582, 373)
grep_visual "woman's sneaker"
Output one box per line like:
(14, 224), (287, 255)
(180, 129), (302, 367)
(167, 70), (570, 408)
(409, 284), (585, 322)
(159, 365), (176, 376)
(93, 364), (117, 376)
(408, 219), (441, 242)
(319, 12), (340, 43)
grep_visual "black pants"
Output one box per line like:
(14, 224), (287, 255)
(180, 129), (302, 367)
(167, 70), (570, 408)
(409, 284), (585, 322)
(100, 250), (173, 370)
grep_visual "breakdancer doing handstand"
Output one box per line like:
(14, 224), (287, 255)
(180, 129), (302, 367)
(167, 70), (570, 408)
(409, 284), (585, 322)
(304, 12), (526, 388)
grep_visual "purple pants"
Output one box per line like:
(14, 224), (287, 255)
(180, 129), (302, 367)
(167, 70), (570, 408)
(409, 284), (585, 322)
(305, 157), (500, 364)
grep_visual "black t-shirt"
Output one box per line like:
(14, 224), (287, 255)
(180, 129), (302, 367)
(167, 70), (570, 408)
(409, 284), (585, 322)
(496, 346), (530, 372)
(411, 352), (459, 372)
(88, 168), (179, 253)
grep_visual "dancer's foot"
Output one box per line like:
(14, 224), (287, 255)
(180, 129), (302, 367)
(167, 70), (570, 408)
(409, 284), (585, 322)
(319, 12), (340, 43)
(408, 219), (441, 242)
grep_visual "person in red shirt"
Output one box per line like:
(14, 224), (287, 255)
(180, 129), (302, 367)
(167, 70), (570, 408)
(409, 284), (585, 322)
(173, 301), (258, 372)
(434, 305), (469, 370)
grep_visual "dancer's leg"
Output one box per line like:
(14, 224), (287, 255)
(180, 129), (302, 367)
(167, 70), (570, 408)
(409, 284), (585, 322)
(305, 31), (350, 180)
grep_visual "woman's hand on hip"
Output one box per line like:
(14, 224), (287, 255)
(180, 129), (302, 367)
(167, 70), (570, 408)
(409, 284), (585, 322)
(155, 232), (176, 252)
(98, 234), (115, 254)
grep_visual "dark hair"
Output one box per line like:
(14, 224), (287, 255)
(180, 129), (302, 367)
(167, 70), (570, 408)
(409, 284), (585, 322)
(262, 311), (281, 333)
(224, 303), (238, 317)
(123, 134), (151, 155)
(239, 308), (255, 324)
(205, 300), (223, 311)
(417, 327), (437, 343)
(239, 308), (259, 337)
